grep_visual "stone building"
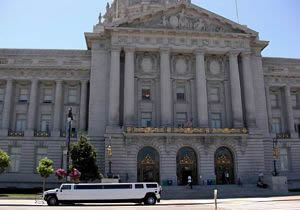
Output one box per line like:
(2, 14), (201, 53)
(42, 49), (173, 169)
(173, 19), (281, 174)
(0, 0), (300, 188)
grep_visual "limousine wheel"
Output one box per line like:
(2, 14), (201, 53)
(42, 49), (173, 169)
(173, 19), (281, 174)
(47, 196), (58, 206)
(145, 195), (156, 205)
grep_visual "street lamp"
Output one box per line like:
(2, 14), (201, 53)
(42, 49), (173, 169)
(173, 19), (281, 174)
(66, 107), (73, 182)
(272, 135), (279, 176)
(107, 140), (113, 178)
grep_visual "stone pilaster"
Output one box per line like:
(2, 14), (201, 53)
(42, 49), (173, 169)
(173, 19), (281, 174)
(195, 49), (208, 127)
(52, 80), (63, 136)
(0, 79), (13, 136)
(79, 80), (88, 131)
(160, 48), (173, 126)
(123, 47), (135, 126)
(108, 46), (121, 126)
(265, 84), (273, 133)
(25, 79), (38, 136)
(285, 85), (297, 138)
(241, 51), (256, 128)
(228, 51), (244, 128)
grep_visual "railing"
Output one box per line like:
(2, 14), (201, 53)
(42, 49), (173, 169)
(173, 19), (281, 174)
(275, 133), (291, 139)
(60, 131), (77, 138)
(126, 127), (248, 134)
(34, 131), (51, 137)
(8, 130), (24, 137)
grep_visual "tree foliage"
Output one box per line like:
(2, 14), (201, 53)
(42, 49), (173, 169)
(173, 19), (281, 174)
(0, 150), (10, 174)
(70, 135), (100, 182)
(36, 157), (54, 192)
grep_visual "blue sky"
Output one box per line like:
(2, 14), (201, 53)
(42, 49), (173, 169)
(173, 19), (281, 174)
(0, 0), (299, 58)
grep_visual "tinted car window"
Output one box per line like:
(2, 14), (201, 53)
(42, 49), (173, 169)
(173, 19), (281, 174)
(135, 184), (144, 189)
(74, 185), (103, 190)
(61, 185), (71, 190)
(146, 184), (157, 188)
(103, 184), (132, 189)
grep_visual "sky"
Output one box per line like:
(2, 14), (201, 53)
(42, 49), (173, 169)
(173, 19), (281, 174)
(0, 0), (299, 58)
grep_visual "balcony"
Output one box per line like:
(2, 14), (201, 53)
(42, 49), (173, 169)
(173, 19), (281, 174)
(34, 131), (51, 137)
(60, 131), (78, 138)
(8, 130), (24, 137)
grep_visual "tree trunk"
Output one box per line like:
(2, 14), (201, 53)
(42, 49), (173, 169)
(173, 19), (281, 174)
(43, 178), (46, 193)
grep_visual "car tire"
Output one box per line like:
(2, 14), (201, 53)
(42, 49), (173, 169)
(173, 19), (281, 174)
(144, 195), (156, 205)
(47, 196), (58, 206)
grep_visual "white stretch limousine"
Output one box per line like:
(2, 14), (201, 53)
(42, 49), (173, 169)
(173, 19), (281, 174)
(43, 183), (161, 206)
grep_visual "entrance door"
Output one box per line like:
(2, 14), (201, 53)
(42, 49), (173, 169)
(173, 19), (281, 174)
(215, 147), (235, 185)
(137, 147), (160, 183)
(177, 147), (198, 185)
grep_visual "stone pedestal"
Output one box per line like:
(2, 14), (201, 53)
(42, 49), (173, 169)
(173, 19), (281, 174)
(24, 130), (34, 137)
(0, 129), (8, 137)
(265, 176), (288, 193)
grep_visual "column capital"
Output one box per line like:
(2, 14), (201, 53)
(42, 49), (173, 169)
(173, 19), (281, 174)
(31, 78), (39, 84)
(55, 80), (64, 84)
(228, 50), (240, 57)
(194, 48), (206, 56)
(124, 46), (136, 53)
(80, 80), (89, 85)
(159, 47), (170, 54)
(111, 45), (122, 52)
(241, 51), (252, 58)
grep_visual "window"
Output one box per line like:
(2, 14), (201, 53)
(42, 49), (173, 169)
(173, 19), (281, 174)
(270, 93), (280, 108)
(176, 112), (187, 128)
(16, 114), (26, 131)
(176, 86), (185, 101)
(36, 148), (47, 168)
(0, 88), (4, 102)
(271, 118), (281, 134)
(19, 88), (29, 102)
(43, 88), (52, 103)
(209, 87), (220, 102)
(0, 114), (2, 128)
(75, 185), (103, 190)
(291, 93), (298, 108)
(135, 184), (144, 189)
(279, 148), (289, 171)
(211, 113), (222, 128)
(102, 184), (132, 189)
(142, 86), (151, 100)
(10, 147), (21, 173)
(61, 185), (72, 190)
(146, 184), (158, 188)
(40, 114), (51, 132)
(68, 88), (77, 103)
(141, 112), (152, 127)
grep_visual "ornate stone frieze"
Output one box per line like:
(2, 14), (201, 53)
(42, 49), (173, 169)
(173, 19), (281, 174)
(205, 56), (227, 80)
(135, 52), (159, 76)
(171, 54), (194, 76)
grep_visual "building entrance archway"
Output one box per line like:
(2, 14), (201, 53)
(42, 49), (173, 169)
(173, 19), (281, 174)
(137, 147), (160, 183)
(215, 147), (235, 185)
(176, 147), (198, 185)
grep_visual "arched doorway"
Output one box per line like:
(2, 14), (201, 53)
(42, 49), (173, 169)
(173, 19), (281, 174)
(176, 147), (198, 185)
(215, 147), (235, 185)
(137, 147), (160, 183)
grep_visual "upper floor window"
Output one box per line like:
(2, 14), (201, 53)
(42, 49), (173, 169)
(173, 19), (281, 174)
(211, 113), (222, 128)
(270, 92), (280, 108)
(176, 86), (185, 102)
(36, 148), (47, 169)
(141, 112), (152, 127)
(0, 113), (2, 128)
(40, 114), (51, 132)
(271, 118), (281, 134)
(291, 93), (298, 108)
(43, 88), (53, 103)
(0, 88), (4, 102)
(9, 147), (21, 173)
(176, 112), (187, 128)
(16, 114), (26, 131)
(279, 148), (289, 171)
(68, 88), (77, 104)
(142, 86), (151, 101)
(19, 88), (29, 102)
(209, 87), (220, 103)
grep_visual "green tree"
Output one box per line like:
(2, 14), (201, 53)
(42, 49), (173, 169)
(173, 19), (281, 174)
(36, 157), (54, 193)
(0, 150), (10, 174)
(70, 135), (100, 182)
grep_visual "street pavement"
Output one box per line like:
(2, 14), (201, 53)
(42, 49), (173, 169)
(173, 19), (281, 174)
(0, 196), (300, 210)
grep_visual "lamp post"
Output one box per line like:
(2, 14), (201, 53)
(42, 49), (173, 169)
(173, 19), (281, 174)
(272, 134), (279, 176)
(66, 107), (73, 182)
(107, 142), (113, 178)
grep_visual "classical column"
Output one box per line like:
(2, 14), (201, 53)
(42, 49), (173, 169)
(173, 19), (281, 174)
(53, 80), (63, 136)
(79, 80), (88, 131)
(108, 47), (121, 126)
(160, 48), (173, 126)
(123, 47), (135, 126)
(195, 49), (208, 127)
(285, 85), (296, 137)
(25, 79), (38, 136)
(1, 79), (13, 136)
(228, 51), (244, 128)
(241, 51), (256, 128)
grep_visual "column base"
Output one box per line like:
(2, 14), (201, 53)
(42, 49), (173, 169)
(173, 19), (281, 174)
(52, 130), (61, 137)
(0, 129), (8, 137)
(290, 132), (298, 139)
(24, 130), (34, 137)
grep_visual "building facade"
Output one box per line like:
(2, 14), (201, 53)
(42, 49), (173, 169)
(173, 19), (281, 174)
(0, 0), (300, 188)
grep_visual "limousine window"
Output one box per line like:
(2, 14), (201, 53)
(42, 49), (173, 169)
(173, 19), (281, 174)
(103, 184), (132, 189)
(146, 184), (157, 188)
(135, 184), (144, 189)
(61, 185), (71, 190)
(74, 185), (102, 190)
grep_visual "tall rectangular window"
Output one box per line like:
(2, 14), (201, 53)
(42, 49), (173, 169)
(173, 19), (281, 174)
(68, 88), (77, 104)
(176, 112), (187, 128)
(211, 113), (222, 128)
(141, 112), (152, 127)
(270, 93), (280, 108)
(43, 88), (53, 103)
(176, 86), (185, 102)
(142, 86), (151, 100)
(40, 114), (51, 132)
(279, 148), (289, 171)
(10, 147), (21, 173)
(16, 114), (26, 131)
(291, 93), (298, 108)
(0, 113), (2, 128)
(209, 87), (220, 102)
(36, 148), (47, 168)
(19, 88), (29, 102)
(0, 88), (4, 102)
(271, 118), (281, 134)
